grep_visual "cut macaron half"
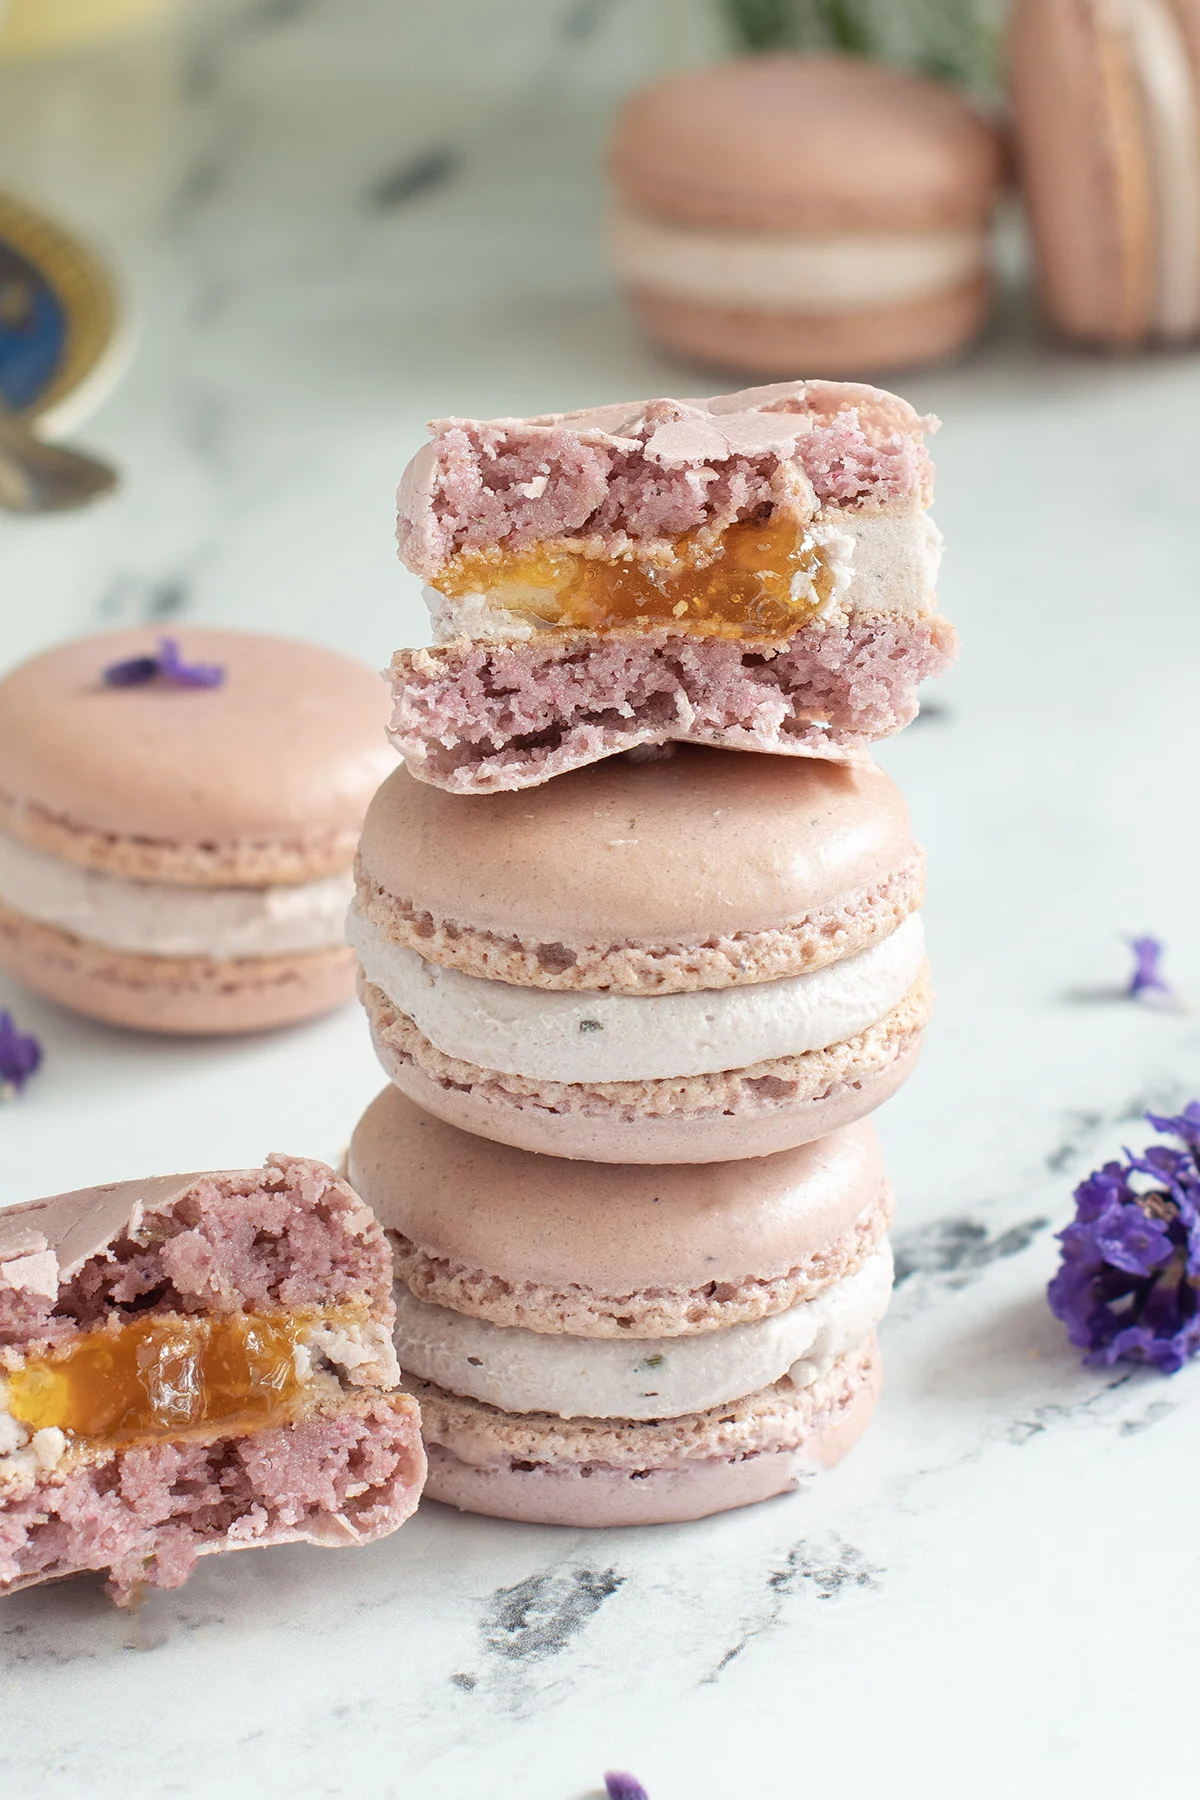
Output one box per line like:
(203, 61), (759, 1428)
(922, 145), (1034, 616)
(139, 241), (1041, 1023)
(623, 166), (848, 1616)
(0, 1156), (425, 1602)
(390, 379), (955, 793)
(349, 1085), (891, 1528)
(348, 746), (930, 1164)
(0, 629), (396, 1034)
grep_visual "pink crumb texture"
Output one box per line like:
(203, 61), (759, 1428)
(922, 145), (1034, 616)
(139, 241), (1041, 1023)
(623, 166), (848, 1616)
(388, 617), (956, 792)
(0, 1156), (393, 1353)
(0, 1396), (425, 1604)
(396, 383), (936, 575)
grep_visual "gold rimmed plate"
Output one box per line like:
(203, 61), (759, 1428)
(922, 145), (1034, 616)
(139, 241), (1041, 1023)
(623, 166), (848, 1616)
(0, 189), (130, 439)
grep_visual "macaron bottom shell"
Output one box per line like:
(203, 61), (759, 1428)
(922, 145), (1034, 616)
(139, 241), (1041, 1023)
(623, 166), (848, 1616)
(361, 973), (928, 1163)
(628, 273), (990, 378)
(413, 1337), (880, 1527)
(0, 899), (357, 1034)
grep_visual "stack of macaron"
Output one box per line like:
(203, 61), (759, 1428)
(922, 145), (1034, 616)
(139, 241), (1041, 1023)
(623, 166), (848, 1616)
(350, 376), (954, 1527)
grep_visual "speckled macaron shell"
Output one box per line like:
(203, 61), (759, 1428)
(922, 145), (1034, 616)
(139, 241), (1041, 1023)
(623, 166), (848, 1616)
(355, 746), (923, 995)
(0, 628), (395, 884)
(609, 53), (1000, 374)
(360, 970), (928, 1164)
(1011, 0), (1200, 347)
(348, 1085), (892, 1336)
(412, 1336), (880, 1528)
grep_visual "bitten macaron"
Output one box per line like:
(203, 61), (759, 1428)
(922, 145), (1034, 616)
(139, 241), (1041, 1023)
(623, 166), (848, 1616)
(0, 628), (395, 1034)
(609, 53), (1002, 376)
(349, 1085), (892, 1527)
(1011, 0), (1200, 347)
(348, 745), (930, 1163)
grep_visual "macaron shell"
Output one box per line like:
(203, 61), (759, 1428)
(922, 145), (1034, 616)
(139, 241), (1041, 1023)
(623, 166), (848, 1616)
(358, 747), (917, 948)
(371, 1021), (923, 1164)
(0, 629), (395, 874)
(348, 1083), (889, 1298)
(629, 275), (991, 379)
(611, 55), (1000, 233)
(0, 900), (356, 1034)
(418, 1340), (880, 1527)
(1011, 0), (1155, 344)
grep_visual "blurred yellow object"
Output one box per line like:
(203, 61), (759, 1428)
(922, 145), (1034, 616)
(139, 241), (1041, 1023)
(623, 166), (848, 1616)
(0, 0), (168, 59)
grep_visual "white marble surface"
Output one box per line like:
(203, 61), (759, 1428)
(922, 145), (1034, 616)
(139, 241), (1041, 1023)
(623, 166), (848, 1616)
(3, 3), (1200, 1796)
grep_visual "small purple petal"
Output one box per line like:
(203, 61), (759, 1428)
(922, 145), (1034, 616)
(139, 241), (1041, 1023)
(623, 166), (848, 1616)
(1048, 1105), (1200, 1371)
(1127, 935), (1175, 1002)
(604, 1776), (649, 1800)
(0, 1010), (42, 1097)
(102, 654), (160, 688)
(155, 636), (224, 688)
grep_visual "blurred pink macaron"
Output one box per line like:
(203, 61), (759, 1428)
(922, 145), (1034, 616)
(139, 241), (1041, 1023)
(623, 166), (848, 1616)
(1011, 0), (1200, 347)
(0, 628), (395, 1035)
(349, 1084), (892, 1527)
(609, 53), (1002, 377)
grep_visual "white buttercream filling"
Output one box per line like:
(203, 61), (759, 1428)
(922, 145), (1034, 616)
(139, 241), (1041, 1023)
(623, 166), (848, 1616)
(610, 206), (985, 311)
(348, 908), (924, 1083)
(424, 508), (942, 643)
(0, 830), (354, 959)
(0, 1402), (66, 1492)
(1120, 0), (1200, 338)
(393, 1243), (892, 1420)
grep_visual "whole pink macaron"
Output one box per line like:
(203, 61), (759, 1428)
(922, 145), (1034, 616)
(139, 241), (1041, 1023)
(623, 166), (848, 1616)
(609, 53), (1002, 377)
(349, 1084), (891, 1528)
(348, 745), (930, 1164)
(0, 628), (395, 1034)
(1011, 0), (1200, 346)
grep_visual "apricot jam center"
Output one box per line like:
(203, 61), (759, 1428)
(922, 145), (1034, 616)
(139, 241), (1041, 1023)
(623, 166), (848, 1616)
(434, 515), (834, 639)
(5, 1311), (339, 1448)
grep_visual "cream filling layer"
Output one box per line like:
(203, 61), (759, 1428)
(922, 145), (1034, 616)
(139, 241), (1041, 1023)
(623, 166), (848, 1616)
(348, 907), (925, 1083)
(610, 206), (985, 311)
(0, 830), (354, 959)
(1119, 0), (1200, 337)
(425, 509), (943, 643)
(393, 1243), (892, 1420)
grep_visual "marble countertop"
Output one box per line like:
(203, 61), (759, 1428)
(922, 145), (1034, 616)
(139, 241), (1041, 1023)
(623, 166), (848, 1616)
(2, 3), (1200, 1795)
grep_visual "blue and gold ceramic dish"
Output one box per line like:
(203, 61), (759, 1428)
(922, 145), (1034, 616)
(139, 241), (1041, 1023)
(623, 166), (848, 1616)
(0, 190), (124, 434)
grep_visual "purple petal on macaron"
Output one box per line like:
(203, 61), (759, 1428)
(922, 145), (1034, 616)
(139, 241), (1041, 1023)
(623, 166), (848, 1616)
(1048, 1107), (1200, 1370)
(102, 653), (161, 688)
(0, 1010), (42, 1099)
(155, 636), (225, 688)
(1127, 935), (1176, 1003)
(604, 1775), (649, 1800)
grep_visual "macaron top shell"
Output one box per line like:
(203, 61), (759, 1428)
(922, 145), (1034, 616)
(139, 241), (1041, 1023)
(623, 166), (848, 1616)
(611, 53), (1001, 234)
(0, 629), (394, 875)
(357, 746), (917, 945)
(349, 1086), (888, 1295)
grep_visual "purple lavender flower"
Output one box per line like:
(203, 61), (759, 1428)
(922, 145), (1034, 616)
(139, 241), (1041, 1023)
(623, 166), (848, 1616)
(604, 1776), (649, 1800)
(0, 1010), (42, 1099)
(1048, 1104), (1200, 1372)
(1127, 935), (1175, 1003)
(103, 637), (224, 690)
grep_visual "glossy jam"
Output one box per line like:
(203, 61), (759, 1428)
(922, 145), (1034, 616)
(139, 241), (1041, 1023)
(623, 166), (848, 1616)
(4, 1310), (351, 1448)
(433, 516), (834, 639)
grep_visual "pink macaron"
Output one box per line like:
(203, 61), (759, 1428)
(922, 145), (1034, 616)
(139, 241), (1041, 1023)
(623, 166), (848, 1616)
(0, 628), (395, 1035)
(349, 1084), (891, 1527)
(1011, 0), (1200, 347)
(390, 379), (955, 793)
(609, 53), (1002, 377)
(0, 1155), (424, 1602)
(348, 745), (930, 1164)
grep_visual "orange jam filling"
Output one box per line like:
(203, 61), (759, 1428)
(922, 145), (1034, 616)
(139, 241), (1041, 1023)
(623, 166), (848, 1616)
(4, 1309), (358, 1449)
(433, 515), (835, 639)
